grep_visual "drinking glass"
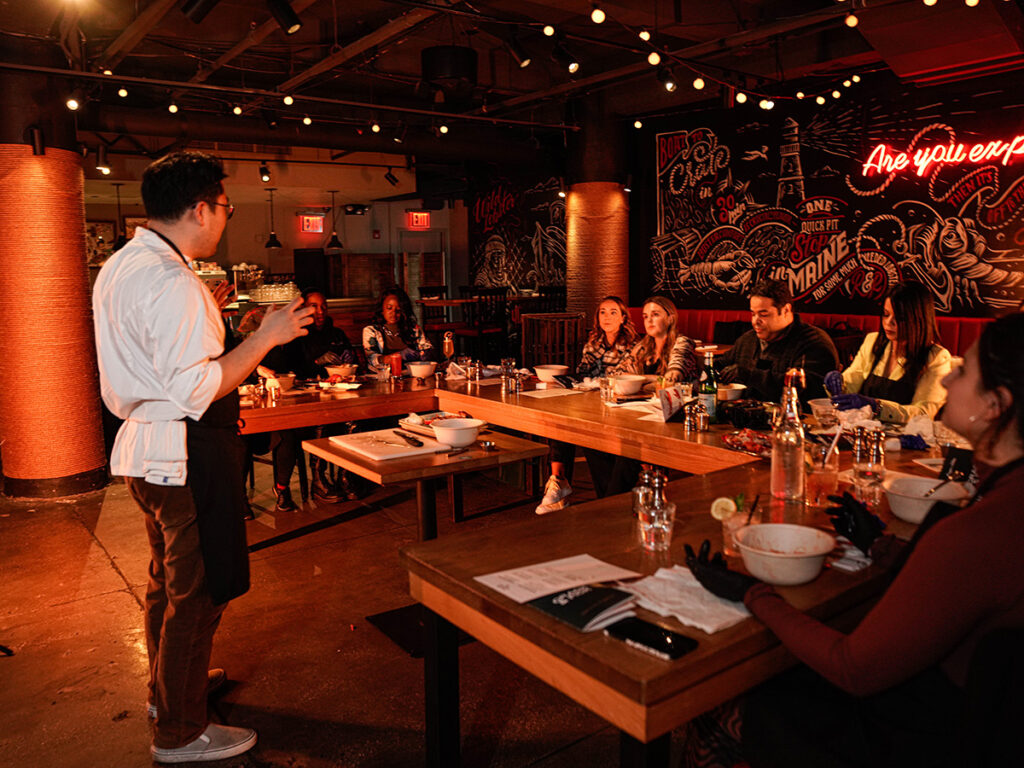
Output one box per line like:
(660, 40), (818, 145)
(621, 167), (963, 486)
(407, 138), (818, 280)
(721, 512), (746, 557)
(598, 376), (613, 402)
(805, 441), (840, 507)
(638, 502), (676, 552)
(677, 382), (693, 399)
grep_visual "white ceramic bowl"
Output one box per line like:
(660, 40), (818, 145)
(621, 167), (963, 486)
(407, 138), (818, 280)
(325, 364), (359, 378)
(431, 417), (486, 448)
(611, 374), (647, 395)
(534, 364), (570, 382)
(736, 524), (836, 586)
(407, 361), (437, 379)
(717, 383), (747, 401)
(884, 476), (970, 524)
(270, 373), (295, 391)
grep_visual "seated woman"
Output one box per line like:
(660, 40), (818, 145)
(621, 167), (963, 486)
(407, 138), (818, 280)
(583, 296), (700, 499)
(826, 282), (952, 423)
(362, 285), (433, 370)
(536, 296), (638, 515)
(683, 312), (1024, 768)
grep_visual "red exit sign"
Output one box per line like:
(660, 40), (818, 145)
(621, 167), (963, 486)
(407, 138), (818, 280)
(407, 210), (431, 230)
(299, 214), (324, 233)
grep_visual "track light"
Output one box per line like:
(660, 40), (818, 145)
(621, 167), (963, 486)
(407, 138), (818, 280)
(590, 3), (605, 23)
(259, 162), (271, 183)
(552, 42), (579, 74)
(392, 124), (406, 144)
(656, 67), (676, 92)
(624, 174), (633, 193)
(384, 167), (399, 186)
(638, 29), (651, 41)
(268, 0), (302, 35)
(265, 188), (283, 249)
(543, 24), (555, 36)
(96, 145), (110, 175)
(507, 36), (531, 68)
(558, 189), (566, 198)
(181, 0), (223, 23)
(647, 51), (661, 66)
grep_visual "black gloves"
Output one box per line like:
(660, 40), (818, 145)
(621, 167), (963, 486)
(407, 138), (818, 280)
(717, 364), (743, 384)
(685, 539), (759, 603)
(826, 491), (886, 555)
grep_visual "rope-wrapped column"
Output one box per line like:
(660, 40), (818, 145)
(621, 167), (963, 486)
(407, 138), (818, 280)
(565, 181), (629, 314)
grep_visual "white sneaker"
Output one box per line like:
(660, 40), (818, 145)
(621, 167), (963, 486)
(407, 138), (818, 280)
(535, 475), (572, 515)
(151, 723), (257, 764)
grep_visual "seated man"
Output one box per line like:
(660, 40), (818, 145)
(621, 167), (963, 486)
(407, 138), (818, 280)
(717, 279), (839, 403)
(260, 288), (357, 510)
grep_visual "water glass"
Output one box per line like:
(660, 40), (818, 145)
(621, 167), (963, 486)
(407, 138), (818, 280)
(805, 442), (840, 507)
(721, 513), (746, 557)
(676, 382), (693, 399)
(638, 502), (676, 552)
(599, 376), (613, 402)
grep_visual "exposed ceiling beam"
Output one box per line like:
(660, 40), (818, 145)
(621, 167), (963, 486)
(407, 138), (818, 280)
(98, 0), (179, 71)
(190, 0), (323, 84)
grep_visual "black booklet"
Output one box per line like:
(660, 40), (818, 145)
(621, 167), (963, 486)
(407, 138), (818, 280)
(528, 585), (636, 632)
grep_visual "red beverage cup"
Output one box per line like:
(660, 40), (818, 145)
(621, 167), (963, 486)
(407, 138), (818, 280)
(388, 353), (403, 377)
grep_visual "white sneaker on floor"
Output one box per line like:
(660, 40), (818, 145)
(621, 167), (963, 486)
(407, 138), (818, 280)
(151, 723), (257, 764)
(535, 475), (572, 515)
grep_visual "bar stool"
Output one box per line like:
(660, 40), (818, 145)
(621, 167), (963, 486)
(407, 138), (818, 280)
(520, 312), (586, 370)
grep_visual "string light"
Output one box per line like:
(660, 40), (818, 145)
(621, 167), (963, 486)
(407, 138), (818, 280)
(232, 105), (243, 115)
(168, 103), (178, 113)
(282, 94), (294, 105)
(735, 92), (747, 104)
(796, 91), (805, 99)
(816, 95), (826, 105)
(845, 12), (859, 27)
(657, 67), (676, 92)
(543, 24), (555, 36)
(590, 3), (605, 24)
(832, 89), (841, 98)
(371, 121), (381, 133)
(102, 69), (113, 76)
(923, 0), (937, 5)
(633, 119), (643, 129)
(117, 87), (128, 98)
(302, 115), (312, 125)
(843, 79), (852, 87)
(852, 74), (861, 83)
(692, 77), (705, 90)
(965, 0), (979, 6)
(638, 29), (651, 41)
(647, 51), (661, 66)
(439, 124), (449, 134)
(65, 95), (81, 111)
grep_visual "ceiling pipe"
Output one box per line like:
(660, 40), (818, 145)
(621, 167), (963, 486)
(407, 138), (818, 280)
(77, 105), (553, 166)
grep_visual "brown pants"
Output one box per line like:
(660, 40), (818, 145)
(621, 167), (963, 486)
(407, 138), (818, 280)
(127, 477), (226, 749)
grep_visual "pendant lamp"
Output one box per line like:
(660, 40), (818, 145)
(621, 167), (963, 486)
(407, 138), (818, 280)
(265, 187), (283, 249)
(113, 182), (128, 250)
(326, 190), (343, 251)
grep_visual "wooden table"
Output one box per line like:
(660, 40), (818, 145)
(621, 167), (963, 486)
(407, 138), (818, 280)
(401, 461), (910, 768)
(303, 431), (548, 541)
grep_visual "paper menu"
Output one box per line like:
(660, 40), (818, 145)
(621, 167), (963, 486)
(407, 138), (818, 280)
(474, 554), (641, 604)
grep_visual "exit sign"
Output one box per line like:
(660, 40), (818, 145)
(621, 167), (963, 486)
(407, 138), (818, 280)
(299, 214), (324, 233)
(407, 210), (431, 230)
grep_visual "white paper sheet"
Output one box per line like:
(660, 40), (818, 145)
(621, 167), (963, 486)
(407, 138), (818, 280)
(618, 566), (750, 634)
(519, 389), (585, 398)
(474, 554), (641, 604)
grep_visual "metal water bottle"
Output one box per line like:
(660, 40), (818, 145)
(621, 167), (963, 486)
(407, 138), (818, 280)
(770, 367), (806, 500)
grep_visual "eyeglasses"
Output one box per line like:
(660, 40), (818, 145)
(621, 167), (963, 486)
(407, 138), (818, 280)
(209, 200), (234, 219)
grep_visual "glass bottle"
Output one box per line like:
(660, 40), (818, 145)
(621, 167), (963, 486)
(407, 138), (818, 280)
(698, 351), (718, 421)
(631, 469), (654, 518)
(770, 367), (806, 500)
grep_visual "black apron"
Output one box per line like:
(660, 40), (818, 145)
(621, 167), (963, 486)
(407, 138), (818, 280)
(152, 229), (250, 605)
(860, 372), (916, 404)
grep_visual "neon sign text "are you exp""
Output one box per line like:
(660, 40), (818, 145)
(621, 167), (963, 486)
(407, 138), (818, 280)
(862, 135), (1024, 178)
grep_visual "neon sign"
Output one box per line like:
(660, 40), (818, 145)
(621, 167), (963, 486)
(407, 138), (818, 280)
(862, 134), (1024, 178)
(406, 211), (430, 230)
(299, 214), (324, 233)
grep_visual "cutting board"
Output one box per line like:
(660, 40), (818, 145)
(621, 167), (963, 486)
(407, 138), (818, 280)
(328, 429), (452, 461)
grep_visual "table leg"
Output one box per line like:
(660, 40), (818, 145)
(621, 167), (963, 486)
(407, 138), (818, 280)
(448, 474), (464, 523)
(416, 479), (438, 541)
(619, 731), (670, 768)
(424, 608), (460, 768)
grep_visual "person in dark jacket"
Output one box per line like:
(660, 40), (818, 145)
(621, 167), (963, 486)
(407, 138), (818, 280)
(717, 279), (839, 404)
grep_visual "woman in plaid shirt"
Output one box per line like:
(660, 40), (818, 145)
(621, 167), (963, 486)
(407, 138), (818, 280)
(536, 296), (638, 514)
(612, 295), (700, 383)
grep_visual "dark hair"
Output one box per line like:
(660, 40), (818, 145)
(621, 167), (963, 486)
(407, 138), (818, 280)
(141, 151), (227, 222)
(870, 282), (939, 385)
(301, 286), (326, 300)
(748, 278), (793, 309)
(977, 312), (1024, 448)
(371, 285), (419, 344)
(634, 295), (678, 375)
(588, 295), (637, 348)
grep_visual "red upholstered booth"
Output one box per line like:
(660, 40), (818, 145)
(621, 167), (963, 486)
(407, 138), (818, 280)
(626, 307), (991, 358)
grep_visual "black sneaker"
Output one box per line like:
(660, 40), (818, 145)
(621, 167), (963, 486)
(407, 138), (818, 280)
(274, 486), (298, 512)
(311, 479), (343, 504)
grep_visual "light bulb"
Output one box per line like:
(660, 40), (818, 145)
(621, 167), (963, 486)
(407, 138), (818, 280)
(102, 69), (113, 76)
(168, 103), (178, 113)
(735, 92), (747, 104)
(100, 167), (111, 175)
(923, 0), (937, 5)
(633, 119), (643, 129)
(591, 5), (605, 24)
(371, 122), (381, 133)
(765, 99), (774, 110)
(303, 115), (312, 125)
(439, 124), (448, 134)
(282, 94), (294, 105)
(816, 95), (826, 105)
(232, 105), (243, 115)
(558, 190), (566, 198)
(647, 51), (661, 66)
(543, 25), (555, 36)
(965, 0), (979, 6)
(845, 12), (858, 27)
(638, 29), (651, 41)
(796, 91), (805, 99)
(692, 77), (705, 90)
(832, 89), (841, 98)
(843, 79), (852, 87)
(117, 88), (128, 98)
(66, 97), (80, 111)
(568, 61), (579, 74)
(852, 74), (861, 83)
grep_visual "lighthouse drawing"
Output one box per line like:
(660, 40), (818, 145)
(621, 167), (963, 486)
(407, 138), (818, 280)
(777, 117), (805, 209)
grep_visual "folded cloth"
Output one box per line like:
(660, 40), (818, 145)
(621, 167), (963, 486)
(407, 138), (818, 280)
(618, 566), (750, 634)
(445, 362), (467, 381)
(904, 414), (937, 445)
(830, 536), (873, 573)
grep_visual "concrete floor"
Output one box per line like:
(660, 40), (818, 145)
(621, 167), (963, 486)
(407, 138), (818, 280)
(0, 457), (685, 767)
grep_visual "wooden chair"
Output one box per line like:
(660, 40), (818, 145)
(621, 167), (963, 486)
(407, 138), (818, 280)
(418, 284), (463, 348)
(520, 312), (586, 370)
(455, 286), (508, 360)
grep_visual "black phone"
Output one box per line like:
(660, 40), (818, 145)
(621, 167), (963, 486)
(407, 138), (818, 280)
(604, 618), (698, 661)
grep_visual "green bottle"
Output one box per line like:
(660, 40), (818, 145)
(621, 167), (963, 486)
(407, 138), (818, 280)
(699, 351), (717, 421)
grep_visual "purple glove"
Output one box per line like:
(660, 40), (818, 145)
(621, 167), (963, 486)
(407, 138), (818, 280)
(823, 370), (844, 397)
(832, 393), (880, 415)
(899, 434), (929, 451)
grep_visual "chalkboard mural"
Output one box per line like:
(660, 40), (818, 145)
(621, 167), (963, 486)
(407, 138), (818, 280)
(469, 176), (566, 290)
(651, 85), (1024, 316)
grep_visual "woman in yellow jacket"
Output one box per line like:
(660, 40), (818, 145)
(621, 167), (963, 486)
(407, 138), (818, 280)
(825, 282), (952, 423)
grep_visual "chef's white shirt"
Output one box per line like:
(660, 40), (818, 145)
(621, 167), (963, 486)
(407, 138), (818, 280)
(92, 227), (224, 485)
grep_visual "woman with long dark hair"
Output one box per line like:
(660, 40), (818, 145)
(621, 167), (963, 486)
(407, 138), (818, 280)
(826, 282), (952, 423)
(684, 312), (1024, 768)
(613, 295), (700, 383)
(362, 285), (432, 369)
(536, 296), (638, 514)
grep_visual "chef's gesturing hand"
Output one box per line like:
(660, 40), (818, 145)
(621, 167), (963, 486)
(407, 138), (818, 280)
(258, 296), (314, 346)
